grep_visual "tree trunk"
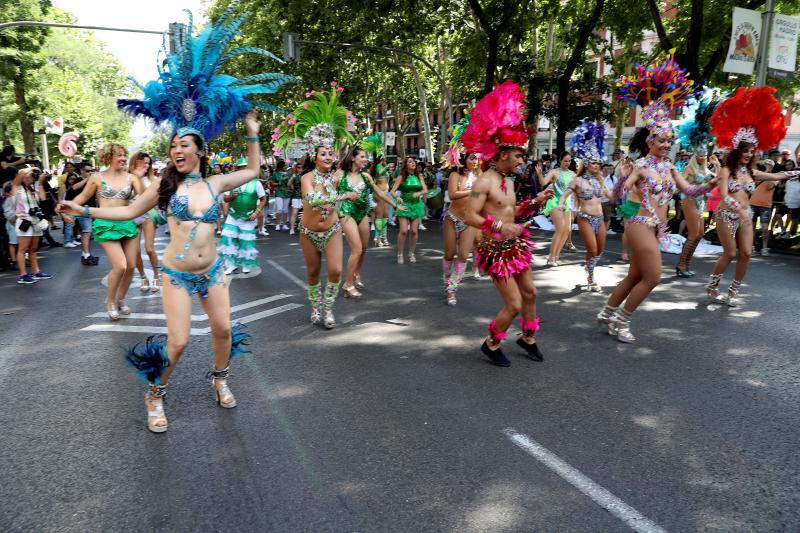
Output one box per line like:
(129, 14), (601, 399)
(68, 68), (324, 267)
(556, 0), (605, 153)
(409, 60), (434, 163)
(13, 66), (36, 155)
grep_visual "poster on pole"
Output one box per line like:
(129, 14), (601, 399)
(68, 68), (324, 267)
(385, 131), (396, 148)
(723, 7), (762, 75)
(768, 14), (799, 80)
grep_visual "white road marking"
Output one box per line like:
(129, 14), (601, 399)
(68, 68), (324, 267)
(81, 296), (301, 335)
(230, 303), (303, 324)
(266, 259), (306, 290)
(82, 324), (209, 335)
(85, 294), (293, 320)
(502, 428), (668, 533)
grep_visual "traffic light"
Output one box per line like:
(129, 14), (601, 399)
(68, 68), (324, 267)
(282, 32), (300, 62)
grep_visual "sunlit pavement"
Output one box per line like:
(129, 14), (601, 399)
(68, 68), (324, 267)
(1, 222), (798, 531)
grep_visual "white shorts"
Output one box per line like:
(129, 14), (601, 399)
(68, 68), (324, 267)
(15, 218), (43, 238)
(291, 198), (303, 209)
(274, 197), (290, 213)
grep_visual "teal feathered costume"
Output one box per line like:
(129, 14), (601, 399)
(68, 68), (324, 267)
(117, 0), (297, 142)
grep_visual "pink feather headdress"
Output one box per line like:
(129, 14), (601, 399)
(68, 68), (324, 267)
(461, 81), (529, 161)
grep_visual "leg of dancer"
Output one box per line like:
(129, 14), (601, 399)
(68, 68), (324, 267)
(598, 223), (661, 342)
(353, 216), (370, 289)
(676, 197), (703, 277)
(396, 217), (409, 263)
(341, 215), (364, 296)
(142, 217), (160, 291)
(442, 213), (457, 292)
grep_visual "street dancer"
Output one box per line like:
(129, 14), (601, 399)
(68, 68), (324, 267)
(70, 143), (144, 320)
(705, 87), (799, 305)
(539, 151), (575, 266)
(674, 93), (721, 277)
(274, 84), (357, 328)
(558, 158), (614, 291)
(462, 81), (553, 367)
(598, 54), (716, 343)
(60, 5), (295, 432)
(219, 157), (267, 275)
(390, 157), (427, 264)
(338, 145), (405, 298)
(129, 151), (162, 292)
(441, 116), (480, 305)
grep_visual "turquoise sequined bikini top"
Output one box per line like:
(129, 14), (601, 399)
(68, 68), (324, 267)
(167, 179), (219, 223)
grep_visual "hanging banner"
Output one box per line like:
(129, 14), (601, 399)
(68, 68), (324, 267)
(723, 7), (762, 75)
(768, 14), (799, 80)
(384, 131), (396, 148)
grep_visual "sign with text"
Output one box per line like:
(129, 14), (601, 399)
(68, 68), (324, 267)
(724, 7), (762, 75)
(768, 13), (799, 80)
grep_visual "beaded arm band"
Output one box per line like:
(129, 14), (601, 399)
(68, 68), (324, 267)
(246, 136), (259, 142)
(683, 182), (714, 198)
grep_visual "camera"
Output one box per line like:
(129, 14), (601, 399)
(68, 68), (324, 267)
(28, 206), (44, 219)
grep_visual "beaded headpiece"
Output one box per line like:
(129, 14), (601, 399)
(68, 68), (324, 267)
(570, 119), (606, 162)
(273, 83), (357, 158)
(461, 81), (529, 161)
(616, 52), (698, 140)
(116, 1), (296, 144)
(710, 86), (787, 150)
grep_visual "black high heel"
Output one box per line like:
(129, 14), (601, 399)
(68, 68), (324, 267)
(516, 337), (544, 361)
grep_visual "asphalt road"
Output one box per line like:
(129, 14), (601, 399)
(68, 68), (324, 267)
(1, 220), (798, 532)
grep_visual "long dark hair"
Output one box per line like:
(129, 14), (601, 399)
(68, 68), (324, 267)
(725, 142), (756, 176)
(369, 155), (385, 177)
(629, 128), (650, 158)
(1, 145), (16, 160)
(157, 133), (208, 211)
(341, 146), (365, 173)
(400, 156), (417, 181)
(458, 152), (478, 175)
(274, 159), (286, 173)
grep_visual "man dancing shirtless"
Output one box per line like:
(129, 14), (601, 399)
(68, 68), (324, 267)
(466, 147), (552, 366)
(460, 81), (553, 367)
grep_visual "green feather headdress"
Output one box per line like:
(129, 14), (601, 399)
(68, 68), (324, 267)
(272, 82), (356, 157)
(361, 133), (384, 159)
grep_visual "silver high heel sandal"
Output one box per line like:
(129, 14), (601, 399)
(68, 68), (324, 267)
(116, 300), (131, 315)
(611, 309), (635, 343)
(107, 302), (120, 321)
(323, 309), (335, 329)
(726, 279), (742, 307)
(707, 273), (726, 303)
(208, 366), (236, 408)
(145, 384), (168, 433)
(139, 277), (151, 293)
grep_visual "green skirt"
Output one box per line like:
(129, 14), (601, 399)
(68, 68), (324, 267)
(92, 218), (139, 242)
(397, 197), (425, 219)
(617, 200), (641, 220)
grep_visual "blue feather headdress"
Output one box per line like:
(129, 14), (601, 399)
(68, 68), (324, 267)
(676, 89), (723, 153)
(570, 119), (606, 162)
(117, 1), (297, 143)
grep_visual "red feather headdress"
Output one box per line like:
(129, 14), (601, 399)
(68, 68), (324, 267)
(461, 81), (528, 161)
(710, 86), (787, 150)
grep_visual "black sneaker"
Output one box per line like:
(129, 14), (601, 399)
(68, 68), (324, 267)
(481, 340), (511, 367)
(516, 338), (544, 361)
(81, 256), (93, 266)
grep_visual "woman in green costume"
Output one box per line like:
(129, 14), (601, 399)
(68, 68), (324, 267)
(71, 143), (144, 320)
(390, 157), (428, 263)
(338, 146), (405, 298)
(539, 151), (575, 266)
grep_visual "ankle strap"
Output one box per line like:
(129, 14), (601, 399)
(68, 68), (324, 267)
(206, 366), (230, 380)
(148, 383), (167, 398)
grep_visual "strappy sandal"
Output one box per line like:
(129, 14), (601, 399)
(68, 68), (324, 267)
(145, 384), (168, 433)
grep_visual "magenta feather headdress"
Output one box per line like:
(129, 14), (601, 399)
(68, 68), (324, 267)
(461, 81), (529, 161)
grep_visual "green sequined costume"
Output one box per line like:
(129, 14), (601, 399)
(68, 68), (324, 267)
(338, 172), (371, 223)
(397, 174), (425, 220)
